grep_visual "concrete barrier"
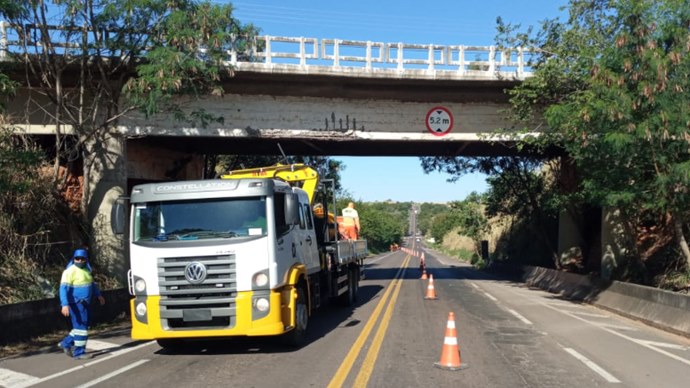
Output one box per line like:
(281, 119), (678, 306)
(0, 288), (130, 345)
(508, 265), (690, 338)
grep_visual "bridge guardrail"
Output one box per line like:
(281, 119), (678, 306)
(0, 21), (535, 80)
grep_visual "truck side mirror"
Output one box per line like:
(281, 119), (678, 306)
(285, 193), (300, 225)
(111, 196), (128, 235)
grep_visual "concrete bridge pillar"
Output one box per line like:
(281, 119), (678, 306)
(84, 132), (128, 282)
(600, 208), (632, 280)
(558, 210), (584, 267)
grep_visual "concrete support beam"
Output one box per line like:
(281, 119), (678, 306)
(84, 133), (128, 282)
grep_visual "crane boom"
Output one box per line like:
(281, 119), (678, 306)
(221, 163), (319, 204)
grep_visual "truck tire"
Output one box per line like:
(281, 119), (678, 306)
(339, 267), (358, 306)
(283, 285), (308, 347)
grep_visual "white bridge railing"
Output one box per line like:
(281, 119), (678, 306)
(0, 22), (535, 81)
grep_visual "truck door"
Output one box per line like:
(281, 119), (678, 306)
(297, 198), (318, 272)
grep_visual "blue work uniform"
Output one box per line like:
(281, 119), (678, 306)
(59, 259), (101, 358)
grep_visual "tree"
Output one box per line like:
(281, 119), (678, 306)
(429, 211), (461, 244)
(421, 154), (563, 266)
(450, 192), (490, 256)
(359, 206), (404, 253)
(417, 202), (448, 236)
(498, 0), (690, 271)
(4, 0), (259, 212)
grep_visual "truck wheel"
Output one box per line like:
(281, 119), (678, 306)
(283, 285), (308, 347)
(339, 268), (358, 306)
(352, 269), (359, 302)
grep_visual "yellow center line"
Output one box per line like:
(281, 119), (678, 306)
(353, 260), (407, 387)
(327, 254), (411, 388)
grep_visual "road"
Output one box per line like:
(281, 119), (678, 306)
(2, 247), (690, 388)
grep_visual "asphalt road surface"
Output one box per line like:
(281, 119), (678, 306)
(2, 247), (690, 388)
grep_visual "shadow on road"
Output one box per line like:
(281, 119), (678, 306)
(153, 283), (385, 356)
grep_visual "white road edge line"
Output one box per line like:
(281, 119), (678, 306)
(539, 301), (690, 367)
(74, 359), (150, 388)
(0, 368), (39, 388)
(366, 252), (396, 264)
(507, 308), (533, 325)
(563, 347), (621, 383)
(85, 339), (120, 351)
(483, 292), (498, 302)
(493, 278), (690, 367)
(15, 341), (155, 388)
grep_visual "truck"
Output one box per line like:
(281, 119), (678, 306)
(111, 163), (367, 348)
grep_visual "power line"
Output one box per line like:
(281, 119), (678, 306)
(224, 1), (495, 42)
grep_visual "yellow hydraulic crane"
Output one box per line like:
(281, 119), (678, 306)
(221, 163), (339, 241)
(220, 163), (320, 204)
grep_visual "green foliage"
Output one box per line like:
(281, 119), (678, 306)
(6, 0), (259, 176)
(427, 194), (489, 253)
(334, 199), (407, 253)
(417, 203), (447, 236)
(358, 205), (405, 253)
(496, 0), (690, 275)
(429, 212), (460, 244)
(121, 0), (260, 119)
(0, 0), (27, 19)
(421, 153), (561, 265)
(450, 192), (489, 245)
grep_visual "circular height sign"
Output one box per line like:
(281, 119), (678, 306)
(426, 106), (454, 136)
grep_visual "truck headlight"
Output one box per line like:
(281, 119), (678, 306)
(135, 279), (146, 293)
(253, 272), (268, 287)
(136, 302), (147, 316)
(254, 297), (269, 312)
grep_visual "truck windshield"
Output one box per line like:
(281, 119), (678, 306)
(133, 197), (267, 242)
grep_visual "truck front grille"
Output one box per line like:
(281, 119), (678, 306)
(157, 254), (237, 329)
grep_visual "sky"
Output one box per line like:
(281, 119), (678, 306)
(229, 0), (568, 203)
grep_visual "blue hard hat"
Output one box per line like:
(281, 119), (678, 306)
(73, 249), (88, 259)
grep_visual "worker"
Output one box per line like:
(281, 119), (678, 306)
(57, 248), (105, 360)
(341, 202), (360, 240)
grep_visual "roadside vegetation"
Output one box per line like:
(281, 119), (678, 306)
(422, 0), (690, 292)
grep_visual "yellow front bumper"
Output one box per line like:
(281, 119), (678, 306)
(130, 289), (291, 340)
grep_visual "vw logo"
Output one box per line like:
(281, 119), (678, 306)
(185, 262), (207, 284)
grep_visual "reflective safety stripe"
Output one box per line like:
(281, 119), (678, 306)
(74, 340), (87, 347)
(447, 321), (455, 329)
(444, 336), (458, 346)
(71, 329), (89, 336)
(61, 266), (94, 286)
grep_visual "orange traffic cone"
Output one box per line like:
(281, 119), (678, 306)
(434, 312), (468, 370)
(420, 264), (428, 280)
(424, 274), (437, 300)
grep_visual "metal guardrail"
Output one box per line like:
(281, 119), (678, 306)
(0, 22), (535, 80)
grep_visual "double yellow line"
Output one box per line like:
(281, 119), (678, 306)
(328, 254), (411, 388)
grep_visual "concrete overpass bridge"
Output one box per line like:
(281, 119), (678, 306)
(2, 27), (540, 159)
(4, 27), (591, 281)
(122, 36), (538, 158)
